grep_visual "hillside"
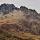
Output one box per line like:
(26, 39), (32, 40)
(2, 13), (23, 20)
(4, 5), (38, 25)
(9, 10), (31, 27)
(0, 4), (40, 40)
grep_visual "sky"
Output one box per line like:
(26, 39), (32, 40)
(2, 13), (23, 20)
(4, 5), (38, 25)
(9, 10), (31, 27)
(0, 0), (40, 13)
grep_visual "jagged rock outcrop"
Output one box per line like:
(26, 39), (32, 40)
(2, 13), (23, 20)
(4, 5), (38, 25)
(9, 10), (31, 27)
(20, 6), (40, 19)
(0, 3), (40, 18)
(0, 3), (15, 15)
(0, 3), (15, 11)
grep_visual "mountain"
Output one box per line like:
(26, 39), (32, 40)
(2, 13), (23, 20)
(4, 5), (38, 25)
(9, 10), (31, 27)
(0, 3), (40, 40)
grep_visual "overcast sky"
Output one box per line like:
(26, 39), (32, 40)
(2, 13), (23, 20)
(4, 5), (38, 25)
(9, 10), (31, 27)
(0, 0), (40, 13)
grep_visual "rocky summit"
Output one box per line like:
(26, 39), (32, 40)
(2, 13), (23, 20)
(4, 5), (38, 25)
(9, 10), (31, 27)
(0, 3), (40, 40)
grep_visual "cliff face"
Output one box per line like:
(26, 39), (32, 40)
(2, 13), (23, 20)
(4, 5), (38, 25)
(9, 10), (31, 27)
(0, 4), (40, 40)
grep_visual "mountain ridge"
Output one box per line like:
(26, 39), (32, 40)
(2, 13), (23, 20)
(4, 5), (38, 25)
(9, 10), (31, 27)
(0, 3), (40, 40)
